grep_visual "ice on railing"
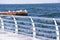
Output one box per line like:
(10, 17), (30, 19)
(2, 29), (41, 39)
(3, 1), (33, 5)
(0, 15), (60, 40)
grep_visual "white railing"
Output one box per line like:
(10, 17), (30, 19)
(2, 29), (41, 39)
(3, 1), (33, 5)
(0, 15), (60, 40)
(53, 18), (59, 40)
(12, 15), (18, 34)
(30, 16), (36, 40)
(0, 17), (4, 31)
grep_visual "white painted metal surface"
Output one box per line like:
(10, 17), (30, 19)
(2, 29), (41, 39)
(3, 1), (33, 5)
(12, 15), (18, 34)
(53, 18), (59, 40)
(30, 16), (36, 40)
(0, 15), (60, 40)
(0, 17), (4, 31)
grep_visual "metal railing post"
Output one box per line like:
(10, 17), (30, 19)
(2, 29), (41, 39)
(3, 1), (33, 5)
(53, 18), (59, 40)
(12, 15), (18, 34)
(0, 17), (4, 31)
(30, 16), (36, 40)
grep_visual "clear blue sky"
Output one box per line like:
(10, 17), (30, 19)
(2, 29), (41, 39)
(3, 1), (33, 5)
(0, 0), (59, 4)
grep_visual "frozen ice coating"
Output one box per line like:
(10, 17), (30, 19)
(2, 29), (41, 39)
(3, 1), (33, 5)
(0, 0), (59, 4)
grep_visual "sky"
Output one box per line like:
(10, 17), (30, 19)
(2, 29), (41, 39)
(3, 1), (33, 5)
(0, 0), (59, 4)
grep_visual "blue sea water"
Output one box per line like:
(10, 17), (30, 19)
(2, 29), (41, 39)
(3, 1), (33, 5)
(0, 3), (60, 40)
(0, 3), (60, 17)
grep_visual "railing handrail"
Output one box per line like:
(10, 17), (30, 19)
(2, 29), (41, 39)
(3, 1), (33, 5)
(0, 17), (4, 31)
(12, 15), (18, 34)
(0, 15), (59, 19)
(0, 15), (60, 40)
(53, 18), (59, 40)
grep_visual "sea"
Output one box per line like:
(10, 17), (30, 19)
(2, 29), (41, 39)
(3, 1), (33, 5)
(0, 3), (60, 18)
(0, 3), (60, 40)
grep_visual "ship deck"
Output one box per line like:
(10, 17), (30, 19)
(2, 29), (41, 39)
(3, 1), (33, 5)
(0, 29), (40, 40)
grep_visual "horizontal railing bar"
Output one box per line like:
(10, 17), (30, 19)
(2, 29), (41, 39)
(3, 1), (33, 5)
(4, 22), (15, 25)
(36, 31), (56, 36)
(18, 28), (33, 33)
(36, 27), (56, 31)
(14, 15), (53, 19)
(3, 19), (60, 27)
(18, 24), (32, 28)
(0, 15), (60, 20)
(3, 19), (14, 21)
(37, 31), (56, 34)
(17, 21), (54, 26)
(3, 18), (32, 23)
(36, 36), (56, 40)
(4, 29), (15, 31)
(15, 17), (53, 20)
(3, 19), (54, 26)
(4, 26), (15, 29)
(3, 18), (14, 20)
(18, 27), (32, 30)
(35, 23), (55, 26)
(17, 20), (31, 23)
(18, 29), (33, 33)
(4, 22), (56, 27)
(55, 18), (60, 20)
(36, 27), (57, 31)
(4, 22), (32, 27)
(0, 15), (31, 18)
(3, 20), (60, 27)
(2, 23), (60, 32)
(16, 20), (55, 26)
(4, 26), (32, 30)
(18, 32), (32, 36)
(2, 23), (58, 32)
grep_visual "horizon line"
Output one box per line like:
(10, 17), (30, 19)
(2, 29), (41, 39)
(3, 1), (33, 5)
(0, 2), (60, 4)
